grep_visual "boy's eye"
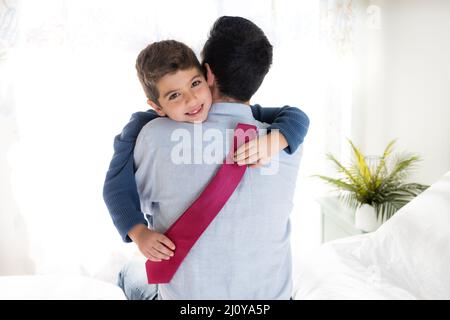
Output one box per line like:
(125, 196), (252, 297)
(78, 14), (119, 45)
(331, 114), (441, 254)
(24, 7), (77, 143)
(168, 92), (180, 100)
(192, 80), (201, 87)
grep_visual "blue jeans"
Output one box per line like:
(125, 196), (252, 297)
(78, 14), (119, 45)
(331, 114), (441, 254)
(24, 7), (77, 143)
(117, 254), (158, 300)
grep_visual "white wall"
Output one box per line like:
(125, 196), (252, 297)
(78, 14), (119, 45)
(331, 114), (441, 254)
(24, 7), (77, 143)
(353, 0), (450, 185)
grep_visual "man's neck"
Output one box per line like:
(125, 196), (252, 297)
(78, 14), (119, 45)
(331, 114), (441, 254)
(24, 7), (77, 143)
(211, 89), (250, 105)
(212, 97), (250, 105)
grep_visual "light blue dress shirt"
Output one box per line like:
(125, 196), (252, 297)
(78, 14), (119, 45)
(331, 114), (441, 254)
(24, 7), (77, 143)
(134, 102), (303, 299)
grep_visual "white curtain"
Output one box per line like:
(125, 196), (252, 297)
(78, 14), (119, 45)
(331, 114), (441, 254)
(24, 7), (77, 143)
(0, 0), (355, 283)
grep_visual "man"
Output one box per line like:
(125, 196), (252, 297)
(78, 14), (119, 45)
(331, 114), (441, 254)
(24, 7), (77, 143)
(120, 16), (304, 300)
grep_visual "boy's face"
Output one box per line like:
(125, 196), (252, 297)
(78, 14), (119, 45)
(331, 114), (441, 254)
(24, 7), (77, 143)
(148, 67), (212, 123)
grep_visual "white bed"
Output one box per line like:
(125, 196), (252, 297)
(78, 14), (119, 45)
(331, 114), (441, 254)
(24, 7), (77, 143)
(293, 171), (450, 300)
(0, 274), (126, 300)
(1, 172), (448, 300)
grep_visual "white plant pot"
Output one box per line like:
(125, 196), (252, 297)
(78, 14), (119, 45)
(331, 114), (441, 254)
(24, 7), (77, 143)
(354, 204), (381, 232)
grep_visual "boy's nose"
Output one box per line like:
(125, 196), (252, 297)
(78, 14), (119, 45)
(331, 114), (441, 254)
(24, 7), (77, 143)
(185, 91), (198, 105)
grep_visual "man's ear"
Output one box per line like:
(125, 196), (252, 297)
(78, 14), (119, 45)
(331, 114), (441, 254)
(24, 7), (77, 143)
(204, 63), (215, 87)
(147, 99), (166, 117)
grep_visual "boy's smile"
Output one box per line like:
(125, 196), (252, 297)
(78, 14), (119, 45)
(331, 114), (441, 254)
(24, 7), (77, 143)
(185, 104), (204, 117)
(148, 67), (212, 123)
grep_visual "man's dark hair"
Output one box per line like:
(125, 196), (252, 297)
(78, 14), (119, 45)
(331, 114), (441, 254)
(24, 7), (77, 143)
(136, 40), (203, 104)
(201, 16), (273, 102)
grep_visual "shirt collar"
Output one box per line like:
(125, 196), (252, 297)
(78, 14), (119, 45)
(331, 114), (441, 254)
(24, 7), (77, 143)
(208, 102), (254, 120)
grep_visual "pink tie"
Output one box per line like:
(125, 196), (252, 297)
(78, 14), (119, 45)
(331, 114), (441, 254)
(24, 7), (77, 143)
(146, 123), (258, 284)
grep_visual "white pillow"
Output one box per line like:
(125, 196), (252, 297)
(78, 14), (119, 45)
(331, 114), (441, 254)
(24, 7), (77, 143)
(357, 171), (450, 299)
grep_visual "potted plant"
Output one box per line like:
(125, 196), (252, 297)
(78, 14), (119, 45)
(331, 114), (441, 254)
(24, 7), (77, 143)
(315, 139), (429, 232)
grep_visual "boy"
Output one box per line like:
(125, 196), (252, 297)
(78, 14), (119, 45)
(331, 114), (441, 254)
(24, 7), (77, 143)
(104, 40), (309, 270)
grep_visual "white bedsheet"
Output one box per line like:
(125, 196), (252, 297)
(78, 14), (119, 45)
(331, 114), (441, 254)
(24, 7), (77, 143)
(0, 274), (126, 300)
(293, 235), (418, 299)
(294, 171), (450, 300)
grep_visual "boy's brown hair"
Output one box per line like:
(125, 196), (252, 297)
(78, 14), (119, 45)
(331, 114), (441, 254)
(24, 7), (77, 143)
(136, 40), (203, 106)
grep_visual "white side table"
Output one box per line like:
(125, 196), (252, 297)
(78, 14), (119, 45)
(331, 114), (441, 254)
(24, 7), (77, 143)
(317, 196), (366, 243)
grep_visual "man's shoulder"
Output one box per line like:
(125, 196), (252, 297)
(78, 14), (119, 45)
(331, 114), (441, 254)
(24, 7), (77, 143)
(137, 117), (188, 145)
(135, 114), (271, 150)
(140, 116), (177, 133)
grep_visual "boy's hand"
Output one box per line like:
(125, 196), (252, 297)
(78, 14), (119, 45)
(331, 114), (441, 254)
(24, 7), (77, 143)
(233, 131), (288, 168)
(128, 224), (176, 262)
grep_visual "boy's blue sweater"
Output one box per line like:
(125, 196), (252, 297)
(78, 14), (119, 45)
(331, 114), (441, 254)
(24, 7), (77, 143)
(103, 104), (310, 242)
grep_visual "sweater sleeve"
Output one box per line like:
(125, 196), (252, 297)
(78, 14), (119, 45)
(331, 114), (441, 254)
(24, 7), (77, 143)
(250, 104), (310, 154)
(102, 109), (160, 242)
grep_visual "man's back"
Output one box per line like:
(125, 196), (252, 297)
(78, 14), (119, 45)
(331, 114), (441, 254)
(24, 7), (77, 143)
(134, 102), (302, 299)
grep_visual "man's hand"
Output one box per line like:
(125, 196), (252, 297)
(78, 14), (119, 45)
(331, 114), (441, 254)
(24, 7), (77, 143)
(128, 224), (176, 262)
(233, 131), (288, 168)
